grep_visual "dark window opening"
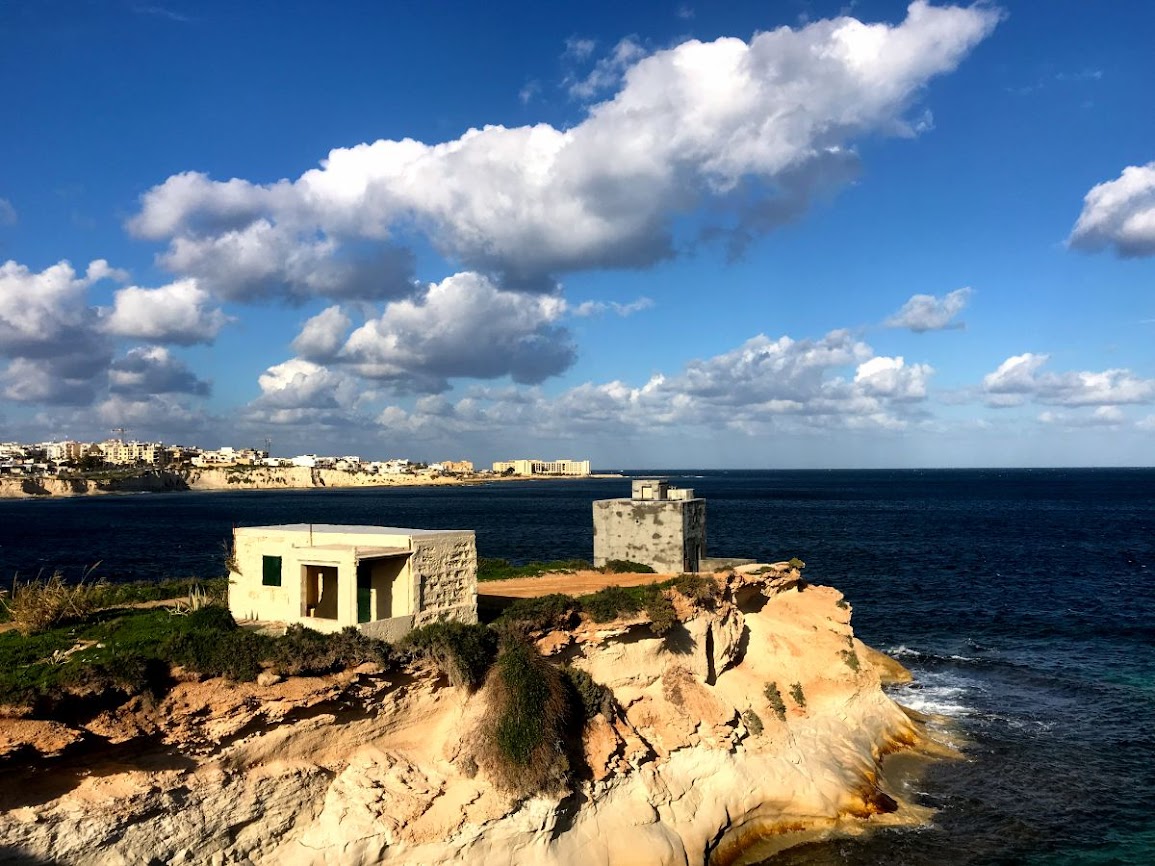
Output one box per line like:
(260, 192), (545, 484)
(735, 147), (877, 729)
(262, 555), (282, 587)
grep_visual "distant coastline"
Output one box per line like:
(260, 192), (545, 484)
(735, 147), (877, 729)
(0, 467), (623, 500)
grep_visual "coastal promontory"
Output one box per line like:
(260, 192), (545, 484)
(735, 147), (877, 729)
(0, 564), (941, 865)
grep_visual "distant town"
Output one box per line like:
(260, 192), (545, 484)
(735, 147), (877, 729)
(0, 438), (592, 481)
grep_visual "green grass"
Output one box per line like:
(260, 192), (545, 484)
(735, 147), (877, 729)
(478, 558), (592, 582)
(0, 603), (390, 712)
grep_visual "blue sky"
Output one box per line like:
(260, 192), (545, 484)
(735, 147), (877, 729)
(1, 0), (1153, 467)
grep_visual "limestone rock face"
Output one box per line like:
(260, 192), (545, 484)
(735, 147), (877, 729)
(0, 565), (928, 866)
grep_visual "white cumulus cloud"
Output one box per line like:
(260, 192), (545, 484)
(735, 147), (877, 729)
(1069, 162), (1155, 257)
(983, 353), (1155, 408)
(126, 2), (999, 298)
(885, 287), (971, 332)
(338, 272), (577, 393)
(102, 279), (230, 345)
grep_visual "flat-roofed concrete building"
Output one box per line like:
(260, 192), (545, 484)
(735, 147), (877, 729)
(492, 458), (591, 476)
(228, 523), (477, 642)
(593, 479), (706, 573)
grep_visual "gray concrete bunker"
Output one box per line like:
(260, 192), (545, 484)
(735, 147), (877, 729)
(592, 479), (706, 573)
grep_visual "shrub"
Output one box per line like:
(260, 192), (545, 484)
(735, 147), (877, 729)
(2, 572), (105, 635)
(184, 604), (238, 632)
(273, 624), (392, 677)
(402, 621), (497, 689)
(161, 611), (270, 682)
(476, 636), (570, 796)
(644, 590), (678, 636)
(498, 594), (581, 632)
(790, 681), (807, 708)
(671, 574), (719, 607)
(582, 586), (645, 623)
(788, 557), (806, 570)
(602, 560), (655, 574)
(839, 647), (861, 672)
(764, 682), (787, 721)
(741, 708), (764, 736)
(560, 665), (615, 720)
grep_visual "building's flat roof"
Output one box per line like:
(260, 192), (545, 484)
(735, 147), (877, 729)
(297, 544), (412, 557)
(235, 523), (471, 536)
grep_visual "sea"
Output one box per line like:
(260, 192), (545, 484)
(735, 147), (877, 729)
(1, 468), (1152, 865)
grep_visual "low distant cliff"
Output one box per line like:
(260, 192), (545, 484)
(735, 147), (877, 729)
(0, 467), (472, 498)
(0, 470), (188, 499)
(0, 565), (943, 865)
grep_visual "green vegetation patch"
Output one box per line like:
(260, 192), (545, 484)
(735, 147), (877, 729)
(560, 665), (615, 721)
(764, 682), (787, 721)
(839, 647), (861, 672)
(477, 558), (592, 582)
(601, 560), (655, 574)
(476, 636), (570, 795)
(790, 681), (807, 708)
(401, 621), (497, 689)
(497, 594), (581, 632)
(741, 708), (764, 736)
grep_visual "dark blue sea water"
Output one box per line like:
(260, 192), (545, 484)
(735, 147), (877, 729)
(1, 469), (1152, 865)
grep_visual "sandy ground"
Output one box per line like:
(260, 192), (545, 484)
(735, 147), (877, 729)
(478, 570), (684, 599)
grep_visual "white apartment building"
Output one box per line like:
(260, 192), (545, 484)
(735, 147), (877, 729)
(491, 458), (591, 477)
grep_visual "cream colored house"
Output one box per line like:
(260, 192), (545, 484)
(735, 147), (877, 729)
(228, 524), (477, 641)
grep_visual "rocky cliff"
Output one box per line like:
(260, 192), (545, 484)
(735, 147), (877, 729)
(0, 566), (941, 865)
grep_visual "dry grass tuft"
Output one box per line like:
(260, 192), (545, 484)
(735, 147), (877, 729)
(2, 572), (106, 636)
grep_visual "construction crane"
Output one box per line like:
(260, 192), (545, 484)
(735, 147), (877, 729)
(110, 427), (128, 443)
(263, 436), (273, 456)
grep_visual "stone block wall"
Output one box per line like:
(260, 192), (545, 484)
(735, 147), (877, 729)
(411, 531), (478, 625)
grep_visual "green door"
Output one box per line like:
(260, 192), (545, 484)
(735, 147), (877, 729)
(357, 564), (371, 623)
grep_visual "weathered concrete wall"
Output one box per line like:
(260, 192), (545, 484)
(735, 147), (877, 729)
(359, 615), (416, 642)
(412, 532), (478, 625)
(592, 498), (707, 573)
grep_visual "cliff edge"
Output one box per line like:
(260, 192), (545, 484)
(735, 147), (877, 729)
(0, 565), (939, 865)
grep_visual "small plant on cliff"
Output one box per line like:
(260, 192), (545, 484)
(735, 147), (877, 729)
(788, 557), (806, 570)
(401, 621), (497, 690)
(498, 594), (581, 632)
(560, 665), (616, 721)
(475, 634), (571, 796)
(2, 571), (105, 635)
(741, 708), (764, 736)
(839, 647), (861, 672)
(643, 589), (678, 636)
(790, 681), (807, 709)
(601, 559), (655, 574)
(671, 574), (719, 607)
(763, 682), (787, 721)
